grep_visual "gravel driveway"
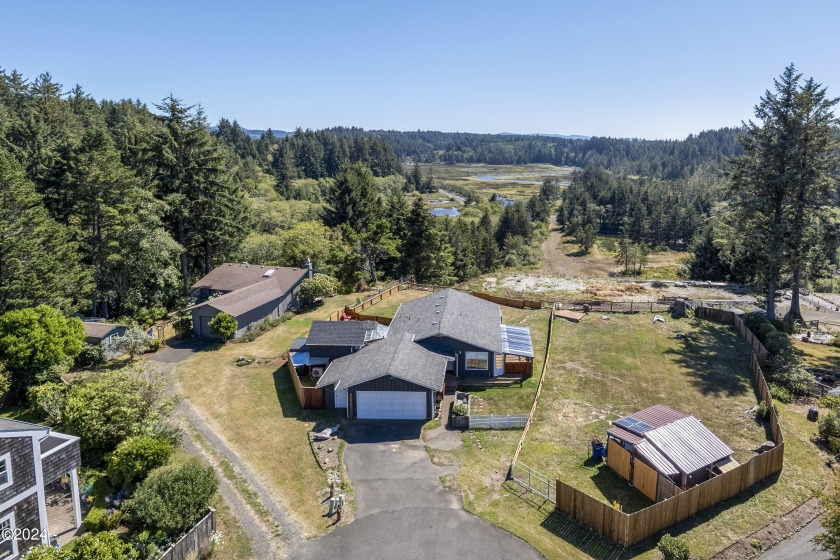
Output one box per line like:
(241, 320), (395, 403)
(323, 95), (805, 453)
(293, 421), (544, 560)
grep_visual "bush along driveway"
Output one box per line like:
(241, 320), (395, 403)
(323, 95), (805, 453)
(293, 421), (544, 560)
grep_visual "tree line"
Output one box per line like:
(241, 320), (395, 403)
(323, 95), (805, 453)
(325, 126), (743, 181)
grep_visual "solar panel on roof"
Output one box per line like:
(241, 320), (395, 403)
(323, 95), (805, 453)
(614, 416), (654, 434)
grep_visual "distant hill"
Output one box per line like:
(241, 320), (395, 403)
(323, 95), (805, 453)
(498, 132), (590, 140)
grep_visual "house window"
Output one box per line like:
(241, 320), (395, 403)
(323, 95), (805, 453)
(0, 512), (17, 559)
(465, 352), (489, 370)
(0, 453), (12, 491)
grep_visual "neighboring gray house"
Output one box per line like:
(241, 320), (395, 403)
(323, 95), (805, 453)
(290, 321), (388, 374)
(316, 333), (448, 420)
(190, 263), (310, 339)
(82, 322), (128, 361)
(0, 419), (82, 557)
(388, 289), (533, 377)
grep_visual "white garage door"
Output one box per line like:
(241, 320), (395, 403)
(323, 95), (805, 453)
(356, 391), (427, 420)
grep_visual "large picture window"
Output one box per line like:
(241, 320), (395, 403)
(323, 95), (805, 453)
(465, 352), (489, 370)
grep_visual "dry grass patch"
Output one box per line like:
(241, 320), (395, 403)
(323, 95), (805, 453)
(175, 291), (366, 538)
(583, 283), (649, 298)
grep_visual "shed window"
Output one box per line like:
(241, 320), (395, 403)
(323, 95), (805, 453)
(0, 453), (11, 491)
(0, 512), (17, 558)
(465, 352), (489, 370)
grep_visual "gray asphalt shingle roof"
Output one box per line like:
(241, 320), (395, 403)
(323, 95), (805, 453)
(316, 333), (448, 391)
(306, 321), (387, 347)
(194, 268), (307, 317)
(389, 289), (503, 353)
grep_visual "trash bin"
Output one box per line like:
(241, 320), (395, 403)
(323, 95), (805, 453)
(808, 407), (819, 422)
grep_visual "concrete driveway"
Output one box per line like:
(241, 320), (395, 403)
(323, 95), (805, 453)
(294, 422), (544, 560)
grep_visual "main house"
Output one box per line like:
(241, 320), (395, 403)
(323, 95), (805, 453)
(312, 289), (534, 420)
(0, 419), (82, 557)
(290, 320), (389, 376)
(389, 289), (533, 378)
(190, 263), (310, 339)
(605, 405), (736, 502)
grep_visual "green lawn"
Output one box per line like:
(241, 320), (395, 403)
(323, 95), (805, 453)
(435, 313), (831, 559)
(175, 290), (372, 538)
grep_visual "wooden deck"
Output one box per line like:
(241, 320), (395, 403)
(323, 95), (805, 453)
(456, 374), (524, 388)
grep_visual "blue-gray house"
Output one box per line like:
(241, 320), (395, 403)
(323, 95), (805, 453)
(313, 289), (534, 419)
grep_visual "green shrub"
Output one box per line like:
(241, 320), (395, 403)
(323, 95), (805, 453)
(452, 403), (469, 417)
(830, 438), (840, 455)
(299, 273), (340, 304)
(820, 412), (840, 441)
(209, 312), (238, 340)
(76, 343), (106, 368)
(657, 533), (691, 560)
(772, 319), (796, 335)
(768, 384), (793, 404)
(147, 338), (162, 352)
(126, 459), (218, 536)
(107, 435), (173, 488)
(174, 316), (193, 338)
(67, 531), (139, 560)
(819, 395), (840, 410)
(755, 402), (770, 421)
(21, 545), (65, 559)
(83, 506), (107, 532)
(28, 382), (67, 425)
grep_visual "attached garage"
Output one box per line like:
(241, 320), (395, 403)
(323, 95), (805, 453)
(356, 391), (427, 420)
(317, 333), (448, 420)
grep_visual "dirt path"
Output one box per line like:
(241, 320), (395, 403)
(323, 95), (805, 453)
(180, 427), (280, 559)
(177, 399), (305, 556)
(539, 219), (615, 278)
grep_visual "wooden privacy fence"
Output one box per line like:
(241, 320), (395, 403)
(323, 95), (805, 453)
(470, 291), (543, 309)
(160, 509), (216, 560)
(469, 414), (528, 429)
(286, 353), (324, 409)
(695, 306), (770, 366)
(342, 306), (392, 326)
(552, 307), (785, 547)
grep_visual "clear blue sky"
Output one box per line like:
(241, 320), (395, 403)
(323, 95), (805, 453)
(3, 1), (839, 139)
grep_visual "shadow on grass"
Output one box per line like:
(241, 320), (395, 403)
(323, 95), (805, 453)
(622, 472), (782, 557)
(540, 509), (624, 560)
(665, 317), (755, 397)
(271, 365), (337, 426)
(588, 464), (652, 514)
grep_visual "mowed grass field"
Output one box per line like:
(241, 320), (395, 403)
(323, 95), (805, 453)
(520, 314), (768, 514)
(432, 312), (831, 560)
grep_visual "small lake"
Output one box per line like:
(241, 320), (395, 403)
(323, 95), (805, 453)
(430, 207), (460, 217)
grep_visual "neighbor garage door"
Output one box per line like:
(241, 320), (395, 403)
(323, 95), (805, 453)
(356, 391), (427, 420)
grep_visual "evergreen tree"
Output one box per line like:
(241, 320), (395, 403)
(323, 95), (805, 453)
(324, 162), (381, 233)
(400, 197), (454, 284)
(0, 150), (89, 313)
(729, 65), (839, 320)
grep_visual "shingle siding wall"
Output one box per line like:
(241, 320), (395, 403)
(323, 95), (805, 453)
(0, 438), (36, 505)
(417, 336), (493, 377)
(3, 493), (42, 556)
(349, 377), (433, 418)
(42, 441), (81, 483)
